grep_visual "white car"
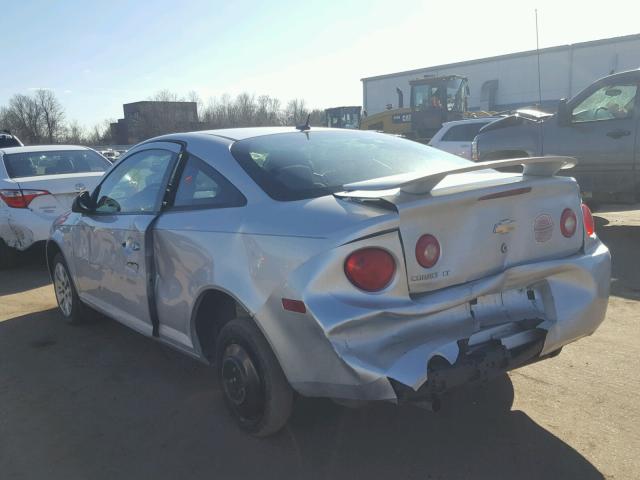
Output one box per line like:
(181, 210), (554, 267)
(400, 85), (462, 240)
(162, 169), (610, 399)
(100, 149), (119, 162)
(429, 118), (499, 159)
(0, 145), (111, 267)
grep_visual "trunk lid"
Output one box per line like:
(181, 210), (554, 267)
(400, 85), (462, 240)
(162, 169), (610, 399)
(15, 172), (104, 218)
(337, 156), (583, 294)
(393, 173), (583, 293)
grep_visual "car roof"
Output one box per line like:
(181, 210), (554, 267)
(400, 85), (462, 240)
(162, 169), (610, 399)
(0, 144), (91, 155)
(441, 118), (500, 127)
(155, 126), (351, 143)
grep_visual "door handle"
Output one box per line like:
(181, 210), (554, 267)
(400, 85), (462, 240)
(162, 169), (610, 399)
(121, 239), (141, 251)
(606, 129), (631, 139)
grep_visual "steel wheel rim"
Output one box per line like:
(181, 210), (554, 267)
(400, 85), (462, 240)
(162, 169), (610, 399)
(54, 263), (73, 317)
(221, 343), (264, 421)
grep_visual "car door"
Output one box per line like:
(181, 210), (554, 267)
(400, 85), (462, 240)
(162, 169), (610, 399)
(543, 79), (639, 198)
(152, 153), (247, 349)
(72, 142), (181, 335)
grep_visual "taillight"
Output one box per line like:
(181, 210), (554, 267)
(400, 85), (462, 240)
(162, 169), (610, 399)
(560, 208), (577, 238)
(415, 234), (440, 268)
(581, 203), (595, 236)
(344, 247), (396, 292)
(471, 137), (479, 161)
(0, 189), (50, 208)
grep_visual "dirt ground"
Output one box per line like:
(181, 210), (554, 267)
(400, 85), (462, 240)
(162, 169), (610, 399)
(1, 207), (639, 480)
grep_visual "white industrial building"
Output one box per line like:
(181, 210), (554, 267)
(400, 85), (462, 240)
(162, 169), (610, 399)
(361, 33), (640, 115)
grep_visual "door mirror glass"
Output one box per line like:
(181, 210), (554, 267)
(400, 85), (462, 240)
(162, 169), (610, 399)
(72, 190), (95, 213)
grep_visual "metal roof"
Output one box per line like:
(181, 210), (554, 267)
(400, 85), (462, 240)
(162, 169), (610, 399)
(361, 33), (640, 82)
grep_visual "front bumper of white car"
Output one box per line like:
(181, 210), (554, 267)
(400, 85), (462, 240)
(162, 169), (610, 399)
(257, 239), (611, 402)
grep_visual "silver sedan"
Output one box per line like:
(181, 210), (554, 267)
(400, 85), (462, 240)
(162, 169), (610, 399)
(48, 127), (610, 436)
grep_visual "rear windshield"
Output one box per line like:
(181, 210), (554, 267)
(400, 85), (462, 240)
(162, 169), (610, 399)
(3, 150), (111, 178)
(0, 135), (21, 148)
(230, 130), (470, 200)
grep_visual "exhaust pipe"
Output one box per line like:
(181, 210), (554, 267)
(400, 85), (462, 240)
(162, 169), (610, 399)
(396, 87), (404, 109)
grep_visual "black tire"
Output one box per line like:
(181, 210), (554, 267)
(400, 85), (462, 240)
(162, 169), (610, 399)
(0, 238), (18, 269)
(52, 253), (86, 324)
(216, 317), (293, 437)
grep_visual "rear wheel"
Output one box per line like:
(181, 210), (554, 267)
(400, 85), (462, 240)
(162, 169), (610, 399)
(216, 317), (293, 437)
(0, 239), (18, 269)
(52, 253), (86, 324)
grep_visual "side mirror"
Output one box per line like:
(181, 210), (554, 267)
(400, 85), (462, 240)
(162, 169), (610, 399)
(72, 190), (95, 214)
(557, 98), (569, 126)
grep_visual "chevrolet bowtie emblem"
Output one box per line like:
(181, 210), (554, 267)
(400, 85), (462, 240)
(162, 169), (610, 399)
(493, 219), (516, 234)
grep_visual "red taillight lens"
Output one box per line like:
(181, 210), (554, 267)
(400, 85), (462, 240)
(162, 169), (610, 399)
(560, 208), (577, 238)
(415, 234), (440, 268)
(581, 203), (595, 236)
(344, 248), (396, 292)
(0, 189), (50, 208)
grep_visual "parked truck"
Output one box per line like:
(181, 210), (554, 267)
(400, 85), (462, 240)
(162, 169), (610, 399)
(473, 69), (640, 203)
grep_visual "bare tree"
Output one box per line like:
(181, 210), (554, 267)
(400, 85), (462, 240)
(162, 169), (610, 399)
(149, 89), (184, 102)
(3, 94), (43, 144)
(285, 98), (308, 125)
(0, 87), (338, 146)
(35, 89), (65, 143)
(308, 109), (326, 127)
(64, 121), (86, 144)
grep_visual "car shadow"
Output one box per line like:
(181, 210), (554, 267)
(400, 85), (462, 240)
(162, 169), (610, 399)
(0, 309), (603, 480)
(0, 256), (50, 296)
(594, 216), (640, 301)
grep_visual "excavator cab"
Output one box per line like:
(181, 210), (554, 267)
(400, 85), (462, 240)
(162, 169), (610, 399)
(409, 75), (469, 140)
(325, 106), (362, 129)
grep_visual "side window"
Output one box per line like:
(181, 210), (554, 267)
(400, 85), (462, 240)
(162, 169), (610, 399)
(571, 84), (637, 123)
(441, 123), (485, 142)
(173, 155), (246, 209)
(95, 149), (174, 214)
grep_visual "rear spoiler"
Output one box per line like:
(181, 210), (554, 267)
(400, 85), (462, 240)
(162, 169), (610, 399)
(337, 156), (576, 196)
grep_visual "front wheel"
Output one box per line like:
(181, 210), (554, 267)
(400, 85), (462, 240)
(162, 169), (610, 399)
(216, 317), (293, 437)
(52, 253), (86, 324)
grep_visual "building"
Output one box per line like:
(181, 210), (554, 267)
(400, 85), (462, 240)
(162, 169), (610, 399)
(362, 33), (640, 116)
(110, 101), (199, 145)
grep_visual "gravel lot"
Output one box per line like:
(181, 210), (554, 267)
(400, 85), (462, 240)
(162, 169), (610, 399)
(1, 207), (639, 480)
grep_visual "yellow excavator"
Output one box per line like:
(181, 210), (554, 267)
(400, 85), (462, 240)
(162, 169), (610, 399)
(360, 74), (493, 142)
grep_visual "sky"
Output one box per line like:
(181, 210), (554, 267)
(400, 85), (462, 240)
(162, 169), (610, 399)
(3, 0), (640, 128)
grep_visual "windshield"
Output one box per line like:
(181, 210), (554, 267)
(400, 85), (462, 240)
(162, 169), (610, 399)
(3, 149), (111, 178)
(230, 130), (470, 200)
(412, 78), (465, 112)
(327, 110), (361, 129)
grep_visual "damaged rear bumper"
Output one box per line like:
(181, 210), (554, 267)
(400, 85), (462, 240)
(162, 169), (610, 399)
(0, 209), (53, 251)
(258, 240), (610, 402)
